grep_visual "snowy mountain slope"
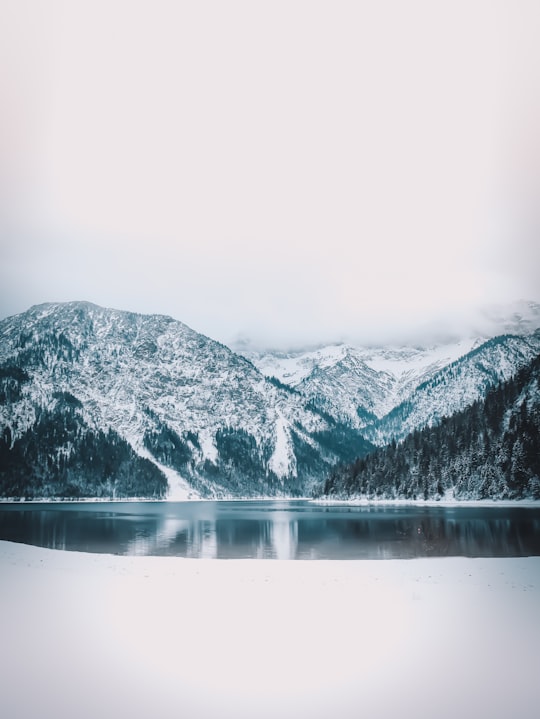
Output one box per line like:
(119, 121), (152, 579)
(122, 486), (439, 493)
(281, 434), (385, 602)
(243, 304), (540, 446)
(0, 302), (373, 498)
(243, 338), (482, 428)
(318, 349), (540, 501)
(364, 332), (540, 444)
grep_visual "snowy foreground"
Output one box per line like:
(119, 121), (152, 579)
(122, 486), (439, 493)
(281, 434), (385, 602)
(1, 541), (539, 719)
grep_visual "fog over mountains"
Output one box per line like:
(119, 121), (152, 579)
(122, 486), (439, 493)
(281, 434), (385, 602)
(243, 300), (540, 445)
(1, 300), (539, 500)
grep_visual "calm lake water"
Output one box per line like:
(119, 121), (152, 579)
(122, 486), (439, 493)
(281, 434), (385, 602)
(1, 500), (540, 559)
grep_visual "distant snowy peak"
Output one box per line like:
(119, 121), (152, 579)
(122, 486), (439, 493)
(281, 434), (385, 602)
(243, 337), (483, 424)
(245, 338), (483, 384)
(242, 344), (350, 386)
(240, 300), (540, 372)
(356, 339), (483, 375)
(243, 321), (540, 443)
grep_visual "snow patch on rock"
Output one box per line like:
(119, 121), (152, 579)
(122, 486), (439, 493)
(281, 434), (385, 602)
(268, 414), (295, 479)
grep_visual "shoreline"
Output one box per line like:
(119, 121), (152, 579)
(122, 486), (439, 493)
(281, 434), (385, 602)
(1, 495), (539, 507)
(1, 540), (540, 719)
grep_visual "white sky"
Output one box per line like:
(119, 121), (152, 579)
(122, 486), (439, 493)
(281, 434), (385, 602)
(1, 1), (539, 348)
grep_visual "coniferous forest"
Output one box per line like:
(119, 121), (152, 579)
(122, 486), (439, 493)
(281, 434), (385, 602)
(0, 390), (168, 499)
(316, 353), (540, 501)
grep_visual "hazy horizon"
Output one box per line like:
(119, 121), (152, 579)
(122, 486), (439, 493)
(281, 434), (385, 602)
(2, 2), (539, 349)
(2, 296), (539, 353)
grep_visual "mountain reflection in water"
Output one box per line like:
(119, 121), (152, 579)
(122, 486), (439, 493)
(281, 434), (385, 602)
(0, 501), (539, 559)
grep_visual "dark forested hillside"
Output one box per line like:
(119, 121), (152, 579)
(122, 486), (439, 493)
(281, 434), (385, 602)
(317, 353), (540, 501)
(0, 391), (168, 499)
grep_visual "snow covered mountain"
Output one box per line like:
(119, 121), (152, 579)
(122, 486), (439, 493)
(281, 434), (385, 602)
(243, 340), (481, 426)
(365, 332), (540, 444)
(0, 302), (372, 499)
(243, 301), (540, 445)
(2, 300), (539, 500)
(318, 349), (540, 501)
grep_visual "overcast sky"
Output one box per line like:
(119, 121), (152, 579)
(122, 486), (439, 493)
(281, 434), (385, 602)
(1, 1), (539, 348)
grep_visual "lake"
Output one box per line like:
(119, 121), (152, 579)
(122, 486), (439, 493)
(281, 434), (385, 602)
(1, 500), (539, 559)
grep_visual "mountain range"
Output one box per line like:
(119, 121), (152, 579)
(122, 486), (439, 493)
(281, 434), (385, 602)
(318, 349), (540, 501)
(242, 300), (540, 445)
(1, 300), (539, 499)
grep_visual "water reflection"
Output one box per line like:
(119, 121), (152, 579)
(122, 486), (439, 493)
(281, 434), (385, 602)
(126, 518), (191, 557)
(270, 511), (298, 560)
(0, 501), (539, 559)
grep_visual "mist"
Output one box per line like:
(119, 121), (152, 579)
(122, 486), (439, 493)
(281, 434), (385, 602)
(1, 1), (539, 348)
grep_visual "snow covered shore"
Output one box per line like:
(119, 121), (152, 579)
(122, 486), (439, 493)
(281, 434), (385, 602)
(1, 540), (539, 719)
